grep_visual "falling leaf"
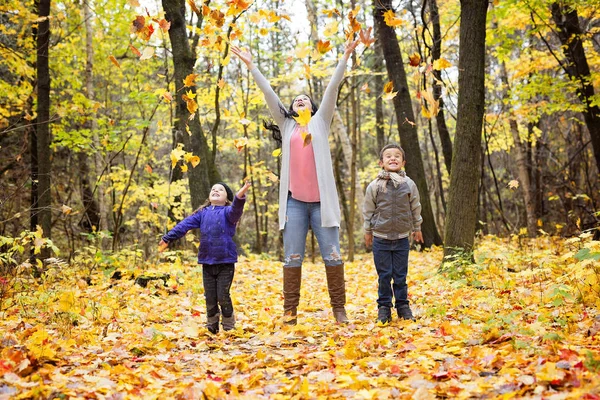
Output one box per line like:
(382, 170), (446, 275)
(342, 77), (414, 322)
(158, 18), (171, 32)
(322, 8), (341, 17)
(185, 90), (196, 100)
(161, 91), (173, 103)
(144, 164), (153, 173)
(433, 58), (452, 70)
(210, 9), (225, 27)
(293, 109), (312, 126)
(61, 204), (72, 215)
(295, 45), (310, 59)
(302, 132), (312, 147)
(409, 53), (421, 67)
(268, 171), (279, 182)
(128, 0), (140, 6)
(272, 148), (281, 157)
(183, 74), (199, 88)
(382, 81), (397, 101)
(233, 137), (248, 152)
(180, 164), (188, 172)
(508, 179), (520, 189)
(129, 44), (142, 57)
(188, 156), (200, 168)
(420, 89), (439, 118)
(131, 15), (145, 32)
(108, 55), (120, 68)
(239, 118), (252, 126)
(323, 21), (339, 37)
(186, 99), (198, 114)
(218, 79), (226, 89)
(139, 46), (155, 60)
(227, 0), (252, 14)
(187, 0), (201, 15)
(383, 10), (404, 27)
(359, 27), (375, 47)
(360, 82), (370, 93)
(316, 40), (333, 55)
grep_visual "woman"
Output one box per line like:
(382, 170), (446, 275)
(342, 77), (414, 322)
(231, 40), (358, 325)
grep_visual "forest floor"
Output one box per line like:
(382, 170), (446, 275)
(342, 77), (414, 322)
(1, 235), (600, 399)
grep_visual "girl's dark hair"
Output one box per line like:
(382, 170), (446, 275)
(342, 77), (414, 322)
(263, 95), (319, 147)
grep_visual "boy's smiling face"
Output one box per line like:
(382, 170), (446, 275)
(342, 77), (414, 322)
(379, 148), (405, 172)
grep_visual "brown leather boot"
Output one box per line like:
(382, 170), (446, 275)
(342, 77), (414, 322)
(326, 264), (349, 324)
(283, 266), (302, 325)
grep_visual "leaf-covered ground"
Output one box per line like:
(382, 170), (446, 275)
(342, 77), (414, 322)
(1, 236), (600, 399)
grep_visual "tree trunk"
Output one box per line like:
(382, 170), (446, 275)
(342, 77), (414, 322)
(551, 3), (600, 173)
(427, 0), (453, 175)
(35, 0), (52, 259)
(374, 0), (442, 248)
(81, 0), (102, 234)
(162, 0), (220, 210)
(372, 6), (386, 155)
(443, 0), (488, 256)
(498, 61), (537, 237)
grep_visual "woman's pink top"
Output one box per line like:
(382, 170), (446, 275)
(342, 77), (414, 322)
(289, 125), (320, 202)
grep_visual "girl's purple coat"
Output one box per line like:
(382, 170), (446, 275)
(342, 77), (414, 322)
(162, 196), (246, 264)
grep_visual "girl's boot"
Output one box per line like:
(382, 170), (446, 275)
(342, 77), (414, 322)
(283, 266), (302, 325)
(325, 264), (349, 324)
(207, 312), (220, 334)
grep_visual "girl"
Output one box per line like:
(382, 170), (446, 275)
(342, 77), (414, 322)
(231, 40), (358, 325)
(159, 181), (251, 333)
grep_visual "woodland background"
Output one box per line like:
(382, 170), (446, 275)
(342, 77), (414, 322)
(1, 0), (600, 398)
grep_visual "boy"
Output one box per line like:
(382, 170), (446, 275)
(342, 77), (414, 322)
(363, 144), (423, 323)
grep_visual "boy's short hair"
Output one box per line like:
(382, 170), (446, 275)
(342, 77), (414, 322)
(379, 143), (405, 160)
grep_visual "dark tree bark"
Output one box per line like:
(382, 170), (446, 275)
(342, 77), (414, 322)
(551, 3), (600, 173)
(374, 0), (442, 248)
(427, 0), (453, 175)
(443, 0), (489, 256)
(35, 0), (52, 258)
(162, 0), (220, 209)
(372, 7), (386, 152)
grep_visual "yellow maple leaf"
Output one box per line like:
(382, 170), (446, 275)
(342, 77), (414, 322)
(185, 89), (196, 100)
(183, 73), (198, 87)
(293, 109), (312, 126)
(233, 137), (249, 152)
(382, 81), (397, 101)
(186, 99), (198, 114)
(180, 164), (188, 172)
(383, 10), (404, 27)
(508, 179), (520, 189)
(295, 44), (310, 59)
(433, 58), (452, 70)
(323, 21), (339, 37)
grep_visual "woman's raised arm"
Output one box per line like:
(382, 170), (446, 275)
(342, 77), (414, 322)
(231, 46), (287, 127)
(318, 40), (359, 124)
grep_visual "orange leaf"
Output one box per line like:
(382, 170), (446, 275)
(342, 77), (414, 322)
(302, 132), (312, 147)
(187, 0), (201, 15)
(359, 27), (374, 47)
(322, 8), (341, 17)
(316, 40), (332, 55)
(202, 4), (210, 16)
(409, 53), (421, 67)
(210, 9), (225, 27)
(158, 18), (171, 32)
(129, 44), (142, 57)
(144, 164), (153, 173)
(233, 137), (248, 153)
(131, 15), (145, 32)
(108, 55), (120, 68)
(183, 73), (199, 87)
(128, 0), (140, 6)
(383, 10), (403, 27)
(186, 99), (198, 114)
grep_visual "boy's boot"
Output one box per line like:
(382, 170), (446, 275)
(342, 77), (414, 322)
(283, 267), (302, 325)
(222, 312), (235, 331)
(377, 306), (392, 324)
(397, 304), (415, 321)
(325, 264), (349, 324)
(207, 313), (220, 334)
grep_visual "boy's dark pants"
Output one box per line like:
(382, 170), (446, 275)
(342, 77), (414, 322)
(372, 237), (410, 309)
(202, 263), (235, 318)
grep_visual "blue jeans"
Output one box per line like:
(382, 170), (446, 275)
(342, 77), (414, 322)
(283, 196), (342, 268)
(202, 263), (235, 318)
(372, 237), (410, 308)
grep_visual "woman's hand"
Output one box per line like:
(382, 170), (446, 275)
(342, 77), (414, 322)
(364, 232), (373, 248)
(343, 39), (359, 61)
(231, 46), (254, 69)
(236, 180), (252, 198)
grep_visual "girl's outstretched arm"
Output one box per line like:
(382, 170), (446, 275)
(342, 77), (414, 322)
(318, 40), (359, 124)
(231, 46), (287, 127)
(225, 180), (251, 225)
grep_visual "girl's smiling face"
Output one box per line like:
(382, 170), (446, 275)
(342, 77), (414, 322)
(209, 184), (228, 206)
(292, 95), (312, 113)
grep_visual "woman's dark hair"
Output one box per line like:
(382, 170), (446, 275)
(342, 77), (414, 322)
(263, 94), (319, 148)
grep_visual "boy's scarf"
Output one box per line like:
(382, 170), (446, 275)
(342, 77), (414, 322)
(376, 170), (406, 193)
